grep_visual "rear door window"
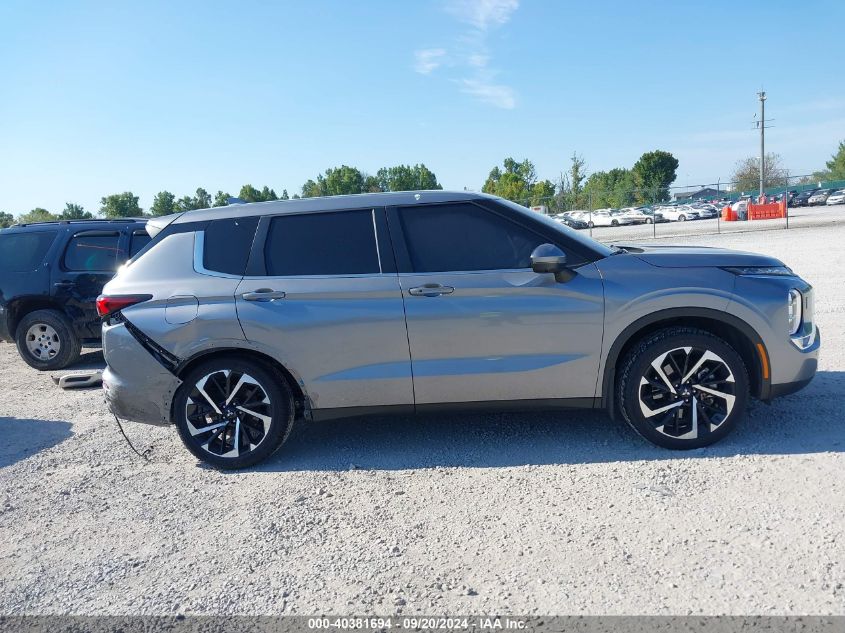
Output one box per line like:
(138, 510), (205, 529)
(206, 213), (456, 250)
(63, 231), (121, 271)
(0, 231), (58, 272)
(264, 210), (380, 276)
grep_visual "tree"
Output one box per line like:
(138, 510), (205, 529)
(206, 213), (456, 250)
(482, 157), (553, 205)
(0, 211), (15, 228)
(150, 191), (177, 216)
(239, 184), (277, 202)
(557, 152), (588, 210)
(194, 187), (212, 209)
(632, 150), (679, 203)
(280, 189), (289, 200)
(100, 192), (142, 218)
(583, 168), (636, 208)
(730, 153), (789, 193)
(301, 166), (367, 198)
(174, 196), (196, 213)
(814, 140), (845, 181)
(17, 208), (58, 224)
(376, 164), (442, 192)
(213, 191), (230, 207)
(60, 202), (92, 220)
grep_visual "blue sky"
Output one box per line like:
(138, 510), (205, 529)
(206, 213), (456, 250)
(1, 0), (843, 214)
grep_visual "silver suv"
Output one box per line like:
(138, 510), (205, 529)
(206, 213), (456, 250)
(99, 191), (819, 469)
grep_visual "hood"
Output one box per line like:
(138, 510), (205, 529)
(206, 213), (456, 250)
(612, 243), (783, 268)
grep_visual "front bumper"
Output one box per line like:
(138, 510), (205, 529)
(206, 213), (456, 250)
(101, 321), (182, 426)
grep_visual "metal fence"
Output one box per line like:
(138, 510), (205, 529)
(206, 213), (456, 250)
(517, 174), (845, 242)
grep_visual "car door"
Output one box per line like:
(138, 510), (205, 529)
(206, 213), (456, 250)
(52, 228), (124, 338)
(235, 208), (414, 414)
(388, 201), (605, 405)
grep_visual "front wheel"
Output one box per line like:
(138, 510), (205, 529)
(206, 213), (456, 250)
(174, 358), (294, 469)
(646, 218), (653, 224)
(678, 214), (686, 222)
(617, 328), (749, 449)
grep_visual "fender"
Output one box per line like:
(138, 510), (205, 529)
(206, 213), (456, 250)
(600, 306), (769, 417)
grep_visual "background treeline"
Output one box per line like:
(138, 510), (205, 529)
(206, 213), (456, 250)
(2, 141), (843, 228)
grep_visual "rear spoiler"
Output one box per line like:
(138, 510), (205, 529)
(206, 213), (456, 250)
(145, 212), (184, 238)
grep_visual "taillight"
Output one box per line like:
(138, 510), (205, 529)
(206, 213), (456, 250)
(96, 294), (152, 318)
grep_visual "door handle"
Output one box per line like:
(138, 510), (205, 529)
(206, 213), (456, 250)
(242, 288), (286, 301)
(408, 283), (454, 297)
(54, 280), (75, 289)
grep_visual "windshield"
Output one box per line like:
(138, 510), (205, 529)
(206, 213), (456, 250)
(494, 198), (615, 258)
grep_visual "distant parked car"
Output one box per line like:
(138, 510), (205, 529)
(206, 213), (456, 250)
(691, 204), (719, 219)
(588, 210), (636, 228)
(618, 207), (657, 224)
(553, 213), (589, 230)
(792, 190), (818, 207)
(659, 205), (700, 222)
(808, 189), (833, 206)
(826, 189), (845, 205)
(0, 218), (149, 369)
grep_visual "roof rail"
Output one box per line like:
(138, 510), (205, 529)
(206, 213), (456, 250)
(11, 217), (147, 228)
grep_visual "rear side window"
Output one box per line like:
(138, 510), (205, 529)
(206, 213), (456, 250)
(0, 231), (58, 272)
(264, 210), (380, 276)
(397, 203), (546, 273)
(129, 230), (151, 258)
(203, 217), (258, 275)
(63, 231), (121, 271)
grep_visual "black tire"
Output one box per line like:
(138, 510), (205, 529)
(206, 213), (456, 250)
(174, 357), (295, 469)
(611, 220), (619, 226)
(617, 327), (749, 450)
(646, 218), (653, 224)
(15, 309), (81, 371)
(678, 214), (686, 222)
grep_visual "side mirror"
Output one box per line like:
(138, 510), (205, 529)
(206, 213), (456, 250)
(530, 244), (575, 282)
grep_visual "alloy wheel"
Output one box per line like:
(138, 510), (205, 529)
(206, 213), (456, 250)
(184, 369), (274, 459)
(25, 323), (61, 361)
(638, 346), (736, 440)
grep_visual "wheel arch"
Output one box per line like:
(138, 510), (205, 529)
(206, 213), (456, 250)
(602, 308), (769, 417)
(172, 347), (308, 420)
(7, 297), (71, 338)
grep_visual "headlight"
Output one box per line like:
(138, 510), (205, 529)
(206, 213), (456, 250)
(787, 289), (802, 335)
(722, 266), (794, 276)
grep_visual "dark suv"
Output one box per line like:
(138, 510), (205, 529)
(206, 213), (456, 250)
(0, 218), (149, 369)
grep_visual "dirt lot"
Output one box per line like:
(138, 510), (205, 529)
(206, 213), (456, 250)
(1, 222), (843, 616)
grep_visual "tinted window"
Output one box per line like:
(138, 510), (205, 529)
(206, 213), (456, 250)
(398, 203), (546, 272)
(264, 210), (379, 276)
(63, 231), (121, 271)
(203, 217), (258, 275)
(129, 230), (151, 258)
(0, 231), (58, 272)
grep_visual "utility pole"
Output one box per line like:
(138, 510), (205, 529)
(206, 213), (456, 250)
(757, 91), (766, 198)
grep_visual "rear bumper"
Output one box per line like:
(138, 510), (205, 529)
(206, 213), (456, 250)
(101, 321), (182, 426)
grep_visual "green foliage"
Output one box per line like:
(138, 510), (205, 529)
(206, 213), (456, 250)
(100, 192), (142, 218)
(556, 152), (588, 210)
(822, 140), (845, 180)
(60, 203), (93, 220)
(301, 166), (367, 198)
(238, 184), (277, 202)
(730, 153), (788, 193)
(482, 157), (554, 205)
(376, 164), (442, 192)
(280, 189), (289, 200)
(150, 191), (177, 216)
(17, 208), (59, 224)
(213, 191), (230, 207)
(632, 150), (679, 203)
(194, 188), (212, 209)
(583, 168), (636, 208)
(0, 211), (16, 228)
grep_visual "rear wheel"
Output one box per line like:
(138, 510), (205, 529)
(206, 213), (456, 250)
(15, 309), (81, 370)
(617, 327), (749, 449)
(174, 358), (294, 469)
(611, 219), (619, 226)
(678, 214), (686, 222)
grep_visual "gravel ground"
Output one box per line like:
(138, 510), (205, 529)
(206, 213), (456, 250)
(1, 222), (843, 616)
